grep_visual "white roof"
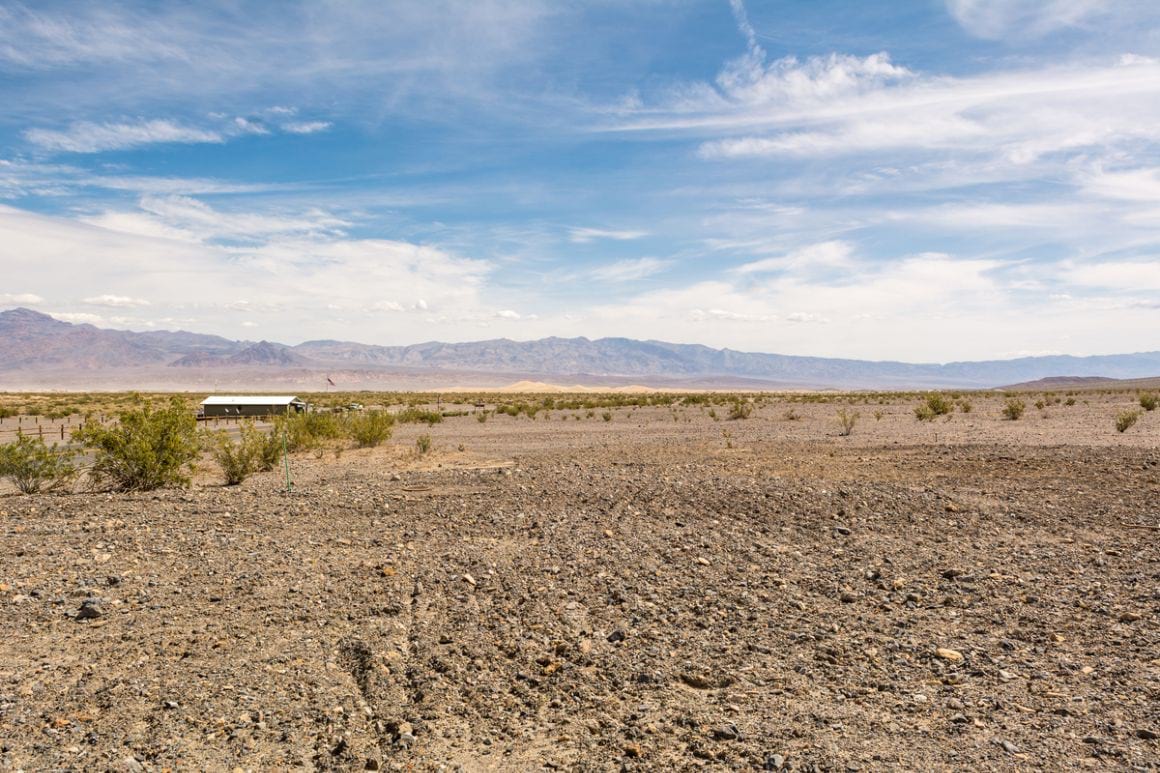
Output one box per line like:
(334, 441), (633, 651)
(201, 395), (302, 406)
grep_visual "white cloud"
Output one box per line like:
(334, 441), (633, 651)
(0, 201), (495, 345)
(49, 311), (105, 325)
(568, 227), (649, 243)
(82, 195), (350, 243)
(734, 241), (855, 275)
(946, 0), (1108, 40)
(82, 294), (151, 308)
(0, 292), (45, 305)
(495, 309), (522, 320)
(25, 120), (223, 153)
(1064, 260), (1160, 291)
(589, 257), (670, 282)
(282, 121), (332, 135)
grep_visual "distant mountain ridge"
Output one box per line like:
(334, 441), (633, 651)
(2, 307), (1158, 389)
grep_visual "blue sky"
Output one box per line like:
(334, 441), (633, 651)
(1, 0), (1159, 361)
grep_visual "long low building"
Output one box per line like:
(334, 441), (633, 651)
(199, 395), (307, 418)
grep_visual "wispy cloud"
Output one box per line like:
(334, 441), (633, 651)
(82, 294), (150, 308)
(282, 121), (332, 135)
(589, 257), (670, 282)
(0, 292), (44, 305)
(945, 0), (1109, 40)
(568, 227), (649, 243)
(25, 119), (222, 153)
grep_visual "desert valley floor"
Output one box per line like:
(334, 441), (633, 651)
(1, 394), (1158, 771)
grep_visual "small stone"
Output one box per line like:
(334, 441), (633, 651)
(840, 591), (858, 603)
(765, 753), (786, 770)
(833, 526), (851, 535)
(623, 743), (642, 758)
(1136, 729), (1158, 740)
(996, 739), (1019, 754)
(680, 673), (715, 689)
(365, 758), (382, 771)
(120, 757), (145, 773)
(607, 629), (626, 643)
(712, 723), (742, 741)
(936, 647), (964, 664)
(696, 557), (711, 566)
(1118, 611), (1142, 623)
(77, 598), (103, 620)
(462, 573), (476, 586)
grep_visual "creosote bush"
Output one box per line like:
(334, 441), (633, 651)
(1002, 398), (1026, 421)
(73, 398), (200, 491)
(210, 421), (272, 486)
(415, 433), (432, 455)
(396, 407), (443, 426)
(915, 393), (953, 422)
(1140, 393), (1158, 412)
(836, 408), (858, 436)
(727, 400), (753, 420)
(1115, 410), (1140, 433)
(347, 410), (394, 448)
(0, 433), (76, 494)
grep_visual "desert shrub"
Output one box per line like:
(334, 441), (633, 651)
(957, 399), (973, 413)
(275, 411), (344, 452)
(915, 394), (953, 422)
(1064, 397), (1076, 406)
(209, 423), (265, 486)
(415, 433), (432, 454)
(397, 407), (443, 426)
(836, 408), (858, 436)
(0, 434), (76, 494)
(1001, 398), (1026, 421)
(1140, 393), (1158, 412)
(347, 410), (394, 448)
(1116, 410), (1140, 433)
(873, 409), (884, 421)
(783, 409), (800, 421)
(602, 411), (612, 422)
(0, 406), (17, 420)
(73, 398), (200, 491)
(1034, 399), (1046, 410)
(727, 400), (753, 420)
(476, 412), (488, 423)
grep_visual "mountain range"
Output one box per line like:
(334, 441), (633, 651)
(1, 307), (1158, 390)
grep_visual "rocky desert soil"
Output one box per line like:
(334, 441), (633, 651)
(1, 394), (1158, 771)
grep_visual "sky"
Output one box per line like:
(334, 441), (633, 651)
(1, 0), (1159, 363)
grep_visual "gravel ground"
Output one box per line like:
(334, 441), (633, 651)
(1, 396), (1158, 771)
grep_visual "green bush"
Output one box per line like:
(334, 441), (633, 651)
(396, 407), (443, 426)
(1140, 393), (1158, 412)
(836, 408), (859, 436)
(276, 411), (344, 452)
(1116, 409), (1140, 433)
(1002, 398), (1026, 421)
(346, 410), (394, 448)
(915, 393), (953, 421)
(416, 433), (432, 454)
(73, 398), (200, 491)
(209, 422), (269, 486)
(602, 411), (612, 422)
(0, 434), (76, 494)
(727, 400), (753, 420)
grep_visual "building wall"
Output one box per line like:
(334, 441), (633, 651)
(202, 404), (299, 418)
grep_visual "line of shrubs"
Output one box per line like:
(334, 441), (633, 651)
(0, 399), (406, 494)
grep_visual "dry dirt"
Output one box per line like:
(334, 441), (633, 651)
(1, 395), (1158, 771)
